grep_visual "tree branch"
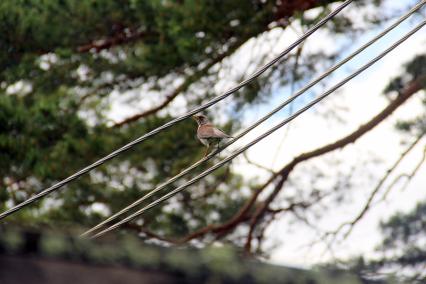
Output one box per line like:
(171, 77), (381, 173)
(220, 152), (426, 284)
(77, 28), (154, 53)
(370, 149), (426, 212)
(244, 76), (425, 252)
(243, 152), (276, 174)
(113, 38), (248, 127)
(325, 133), (424, 243)
(138, 76), (422, 250)
(75, 0), (338, 54)
(111, 1), (343, 126)
(399, 146), (426, 191)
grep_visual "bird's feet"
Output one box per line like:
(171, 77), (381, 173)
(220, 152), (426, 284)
(204, 146), (210, 157)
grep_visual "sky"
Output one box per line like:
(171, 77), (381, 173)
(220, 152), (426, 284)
(107, 0), (426, 268)
(226, 0), (426, 267)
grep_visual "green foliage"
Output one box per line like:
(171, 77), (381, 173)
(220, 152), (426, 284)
(385, 55), (426, 136)
(325, 54), (426, 283)
(3, 0), (416, 256)
(0, 0), (274, 86)
(380, 202), (426, 251)
(0, 0), (304, 237)
(384, 55), (426, 95)
(347, 95), (426, 281)
(341, 202), (426, 283)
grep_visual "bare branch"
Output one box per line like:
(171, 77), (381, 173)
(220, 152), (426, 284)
(274, 0), (337, 22)
(379, 141), (426, 202)
(325, 134), (424, 242)
(113, 38), (248, 127)
(111, 1), (343, 126)
(270, 42), (305, 168)
(158, 76), (423, 249)
(243, 76), (425, 252)
(243, 152), (276, 174)
(397, 146), (426, 193)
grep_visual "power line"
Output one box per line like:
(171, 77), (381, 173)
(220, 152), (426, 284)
(0, 0), (354, 221)
(91, 19), (426, 239)
(81, 0), (426, 238)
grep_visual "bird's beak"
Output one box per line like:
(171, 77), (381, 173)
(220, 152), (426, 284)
(191, 115), (197, 120)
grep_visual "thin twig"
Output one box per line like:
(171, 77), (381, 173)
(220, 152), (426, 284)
(243, 76), (425, 252)
(325, 134), (424, 242)
(243, 152), (276, 174)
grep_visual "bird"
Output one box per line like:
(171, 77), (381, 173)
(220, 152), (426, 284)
(192, 114), (232, 157)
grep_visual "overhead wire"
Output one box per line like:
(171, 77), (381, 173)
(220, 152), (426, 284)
(0, 0), (354, 220)
(81, 0), (426, 238)
(90, 19), (426, 239)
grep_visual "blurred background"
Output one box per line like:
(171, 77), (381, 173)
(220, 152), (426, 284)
(1, 0), (425, 282)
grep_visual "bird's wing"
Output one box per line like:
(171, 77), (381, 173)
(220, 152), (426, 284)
(213, 127), (232, 138)
(198, 125), (232, 138)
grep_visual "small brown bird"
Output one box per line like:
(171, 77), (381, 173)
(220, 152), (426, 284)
(192, 114), (232, 156)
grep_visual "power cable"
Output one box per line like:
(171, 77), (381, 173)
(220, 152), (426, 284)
(91, 19), (426, 239)
(81, 0), (425, 238)
(0, 0), (354, 220)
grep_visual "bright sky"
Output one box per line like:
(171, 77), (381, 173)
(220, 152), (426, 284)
(228, 0), (426, 267)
